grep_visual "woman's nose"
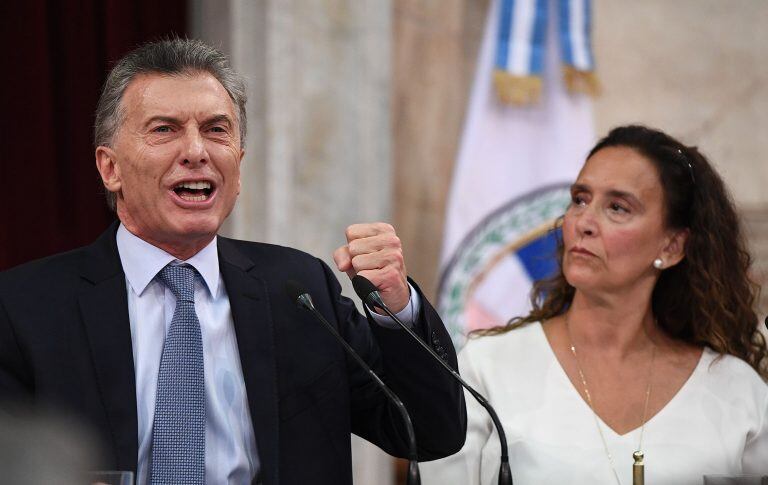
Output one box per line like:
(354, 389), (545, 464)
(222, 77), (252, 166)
(574, 206), (598, 237)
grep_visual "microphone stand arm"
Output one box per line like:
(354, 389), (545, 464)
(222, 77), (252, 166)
(371, 295), (512, 485)
(298, 297), (421, 485)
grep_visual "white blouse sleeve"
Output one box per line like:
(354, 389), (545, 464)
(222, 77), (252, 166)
(421, 341), (494, 485)
(742, 389), (768, 475)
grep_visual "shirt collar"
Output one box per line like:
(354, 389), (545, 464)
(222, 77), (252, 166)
(116, 223), (221, 297)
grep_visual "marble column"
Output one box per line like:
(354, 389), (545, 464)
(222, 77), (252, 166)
(392, 0), (489, 299)
(190, 1), (395, 483)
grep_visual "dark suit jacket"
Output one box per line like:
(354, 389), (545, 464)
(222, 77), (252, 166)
(0, 224), (466, 484)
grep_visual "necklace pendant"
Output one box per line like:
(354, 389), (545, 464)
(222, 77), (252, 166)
(632, 451), (644, 485)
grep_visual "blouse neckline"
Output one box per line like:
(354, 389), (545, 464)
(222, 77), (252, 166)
(533, 321), (712, 438)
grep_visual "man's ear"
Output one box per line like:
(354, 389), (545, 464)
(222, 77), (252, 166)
(95, 146), (122, 194)
(660, 228), (690, 267)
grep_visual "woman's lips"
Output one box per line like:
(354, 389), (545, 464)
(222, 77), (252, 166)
(570, 246), (596, 257)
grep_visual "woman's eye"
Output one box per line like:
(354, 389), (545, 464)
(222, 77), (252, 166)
(609, 202), (628, 213)
(571, 195), (586, 206)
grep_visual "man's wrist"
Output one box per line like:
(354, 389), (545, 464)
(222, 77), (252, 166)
(367, 283), (421, 329)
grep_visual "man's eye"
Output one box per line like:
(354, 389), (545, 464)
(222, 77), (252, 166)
(571, 195), (586, 206)
(153, 126), (172, 133)
(209, 126), (227, 133)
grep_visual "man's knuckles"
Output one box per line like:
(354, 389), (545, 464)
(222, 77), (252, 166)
(376, 222), (395, 234)
(350, 253), (376, 273)
(381, 233), (401, 249)
(348, 237), (402, 258)
(347, 239), (367, 257)
(344, 222), (396, 243)
(332, 245), (353, 271)
(388, 249), (405, 268)
(350, 250), (403, 271)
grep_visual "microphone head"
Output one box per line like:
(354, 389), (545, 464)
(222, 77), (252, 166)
(351, 275), (379, 301)
(285, 279), (309, 306)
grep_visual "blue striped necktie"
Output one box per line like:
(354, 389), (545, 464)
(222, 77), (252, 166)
(150, 264), (206, 484)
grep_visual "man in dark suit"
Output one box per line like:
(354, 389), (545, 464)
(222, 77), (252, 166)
(0, 38), (465, 484)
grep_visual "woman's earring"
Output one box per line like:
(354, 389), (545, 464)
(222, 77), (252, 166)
(653, 258), (664, 269)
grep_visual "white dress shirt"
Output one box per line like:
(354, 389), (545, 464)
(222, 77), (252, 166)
(116, 224), (420, 484)
(117, 225), (258, 484)
(421, 322), (768, 485)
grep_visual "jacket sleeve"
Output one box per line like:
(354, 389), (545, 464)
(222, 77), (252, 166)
(317, 260), (467, 461)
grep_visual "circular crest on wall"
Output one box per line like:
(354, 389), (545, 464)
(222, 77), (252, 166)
(437, 183), (571, 348)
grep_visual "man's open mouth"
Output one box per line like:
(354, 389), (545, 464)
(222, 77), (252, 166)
(172, 181), (215, 202)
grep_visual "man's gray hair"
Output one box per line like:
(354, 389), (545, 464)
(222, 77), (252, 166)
(94, 37), (247, 210)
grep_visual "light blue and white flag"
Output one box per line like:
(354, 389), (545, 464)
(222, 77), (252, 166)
(437, 0), (596, 348)
(493, 0), (598, 104)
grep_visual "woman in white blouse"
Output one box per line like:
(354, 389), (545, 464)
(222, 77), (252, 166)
(422, 125), (768, 485)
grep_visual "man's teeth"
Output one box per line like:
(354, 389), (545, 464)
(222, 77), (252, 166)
(179, 194), (208, 202)
(173, 181), (213, 202)
(176, 181), (211, 190)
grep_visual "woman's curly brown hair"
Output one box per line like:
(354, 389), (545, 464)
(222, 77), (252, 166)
(475, 125), (768, 379)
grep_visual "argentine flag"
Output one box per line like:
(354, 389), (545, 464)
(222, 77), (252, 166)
(438, 0), (596, 349)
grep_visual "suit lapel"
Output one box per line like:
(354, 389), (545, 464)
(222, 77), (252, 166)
(218, 238), (280, 485)
(77, 223), (138, 471)
(73, 228), (281, 479)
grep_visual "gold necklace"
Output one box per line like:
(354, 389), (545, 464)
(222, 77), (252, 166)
(565, 318), (655, 485)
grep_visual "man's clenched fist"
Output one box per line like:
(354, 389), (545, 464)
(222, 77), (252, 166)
(333, 223), (409, 313)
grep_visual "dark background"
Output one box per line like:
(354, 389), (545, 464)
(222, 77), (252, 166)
(0, 1), (187, 270)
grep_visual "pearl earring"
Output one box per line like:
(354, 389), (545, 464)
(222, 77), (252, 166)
(653, 258), (664, 269)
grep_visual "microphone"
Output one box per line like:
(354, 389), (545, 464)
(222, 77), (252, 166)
(352, 275), (513, 485)
(285, 280), (421, 485)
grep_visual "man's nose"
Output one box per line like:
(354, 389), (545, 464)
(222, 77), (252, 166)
(180, 129), (208, 167)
